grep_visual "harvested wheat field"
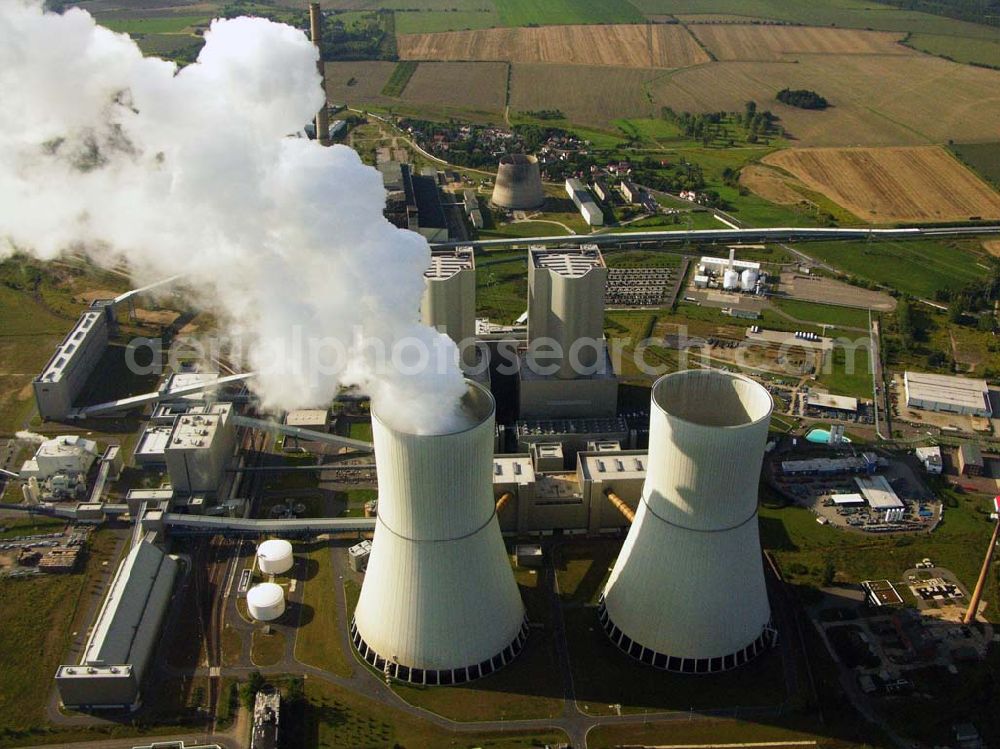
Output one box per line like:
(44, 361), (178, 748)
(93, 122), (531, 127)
(689, 24), (909, 61)
(739, 164), (812, 206)
(984, 241), (1000, 257)
(762, 146), (1000, 223)
(398, 24), (710, 68)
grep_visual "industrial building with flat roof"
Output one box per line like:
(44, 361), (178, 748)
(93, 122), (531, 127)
(164, 403), (236, 492)
(55, 538), (179, 709)
(904, 371), (991, 418)
(565, 178), (604, 226)
(854, 475), (905, 510)
(805, 392), (858, 413)
(34, 308), (110, 420)
(20, 435), (99, 479)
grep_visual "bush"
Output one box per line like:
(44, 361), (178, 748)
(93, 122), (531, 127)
(776, 88), (829, 110)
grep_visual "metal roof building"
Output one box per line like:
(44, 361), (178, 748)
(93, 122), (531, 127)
(352, 381), (527, 685)
(600, 370), (776, 673)
(854, 475), (905, 510)
(904, 371), (991, 417)
(55, 538), (179, 709)
(806, 392), (858, 413)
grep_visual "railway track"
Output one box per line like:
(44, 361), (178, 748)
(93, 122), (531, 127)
(203, 422), (268, 731)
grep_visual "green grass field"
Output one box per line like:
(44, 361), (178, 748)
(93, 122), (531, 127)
(395, 9), (499, 33)
(950, 141), (1000, 187)
(795, 238), (987, 299)
(98, 15), (208, 34)
(494, 0), (646, 26)
(908, 33), (1000, 68)
(771, 298), (872, 330)
(635, 0), (1000, 39)
(294, 542), (353, 677)
(476, 249), (528, 322)
(816, 344), (872, 397)
(251, 627), (286, 667)
(380, 60), (418, 97)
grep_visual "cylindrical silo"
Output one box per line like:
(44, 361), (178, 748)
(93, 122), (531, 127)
(599, 369), (775, 673)
(740, 268), (758, 292)
(257, 539), (294, 575)
(352, 381), (527, 685)
(247, 582), (286, 622)
(723, 268), (741, 291)
(491, 154), (545, 210)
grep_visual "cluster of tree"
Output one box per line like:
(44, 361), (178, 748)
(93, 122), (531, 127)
(776, 88), (829, 110)
(522, 109), (566, 121)
(632, 157), (720, 202)
(662, 101), (780, 145)
(935, 265), (1000, 326)
(320, 10), (396, 60)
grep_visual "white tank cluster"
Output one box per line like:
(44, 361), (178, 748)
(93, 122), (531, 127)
(722, 268), (741, 291)
(256, 539), (294, 575)
(352, 381), (527, 686)
(599, 369), (776, 673)
(247, 582), (286, 622)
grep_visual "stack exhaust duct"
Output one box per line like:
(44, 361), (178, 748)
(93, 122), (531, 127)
(599, 369), (776, 673)
(352, 381), (527, 685)
(491, 154), (544, 210)
(309, 2), (330, 145)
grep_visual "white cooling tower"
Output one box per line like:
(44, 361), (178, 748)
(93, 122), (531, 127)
(247, 582), (286, 622)
(351, 381), (527, 685)
(257, 539), (294, 575)
(599, 369), (775, 673)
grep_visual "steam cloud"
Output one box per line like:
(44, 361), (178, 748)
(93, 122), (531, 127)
(0, 1), (468, 434)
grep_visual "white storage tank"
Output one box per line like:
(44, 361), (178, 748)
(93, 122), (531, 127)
(740, 269), (758, 292)
(257, 539), (294, 575)
(723, 269), (740, 291)
(247, 582), (285, 622)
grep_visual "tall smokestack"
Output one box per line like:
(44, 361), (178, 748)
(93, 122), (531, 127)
(309, 2), (330, 145)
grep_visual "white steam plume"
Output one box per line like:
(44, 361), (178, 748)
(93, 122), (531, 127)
(0, 2), (467, 434)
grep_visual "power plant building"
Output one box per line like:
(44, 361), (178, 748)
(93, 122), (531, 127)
(599, 370), (775, 673)
(20, 435), (100, 480)
(164, 403), (236, 493)
(352, 382), (527, 685)
(565, 178), (604, 226)
(492, 154), (544, 210)
(34, 308), (109, 420)
(421, 248), (478, 371)
(55, 538), (178, 709)
(903, 371), (992, 417)
(519, 247), (617, 418)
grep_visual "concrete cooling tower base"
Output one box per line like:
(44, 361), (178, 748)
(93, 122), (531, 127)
(599, 369), (777, 674)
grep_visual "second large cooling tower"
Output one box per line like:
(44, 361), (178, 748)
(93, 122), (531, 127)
(352, 381), (527, 685)
(491, 154), (545, 210)
(599, 369), (775, 673)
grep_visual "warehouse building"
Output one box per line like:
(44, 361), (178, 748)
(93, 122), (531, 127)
(164, 403), (236, 492)
(565, 178), (604, 226)
(854, 475), (905, 511)
(34, 308), (110, 420)
(904, 371), (992, 418)
(804, 392), (858, 416)
(55, 538), (179, 710)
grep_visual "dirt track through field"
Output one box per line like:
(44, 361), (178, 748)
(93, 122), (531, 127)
(398, 24), (711, 68)
(763, 146), (1000, 223)
(689, 24), (909, 60)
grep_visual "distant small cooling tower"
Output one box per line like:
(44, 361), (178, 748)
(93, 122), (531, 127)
(351, 381), (527, 685)
(599, 369), (776, 673)
(492, 154), (544, 210)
